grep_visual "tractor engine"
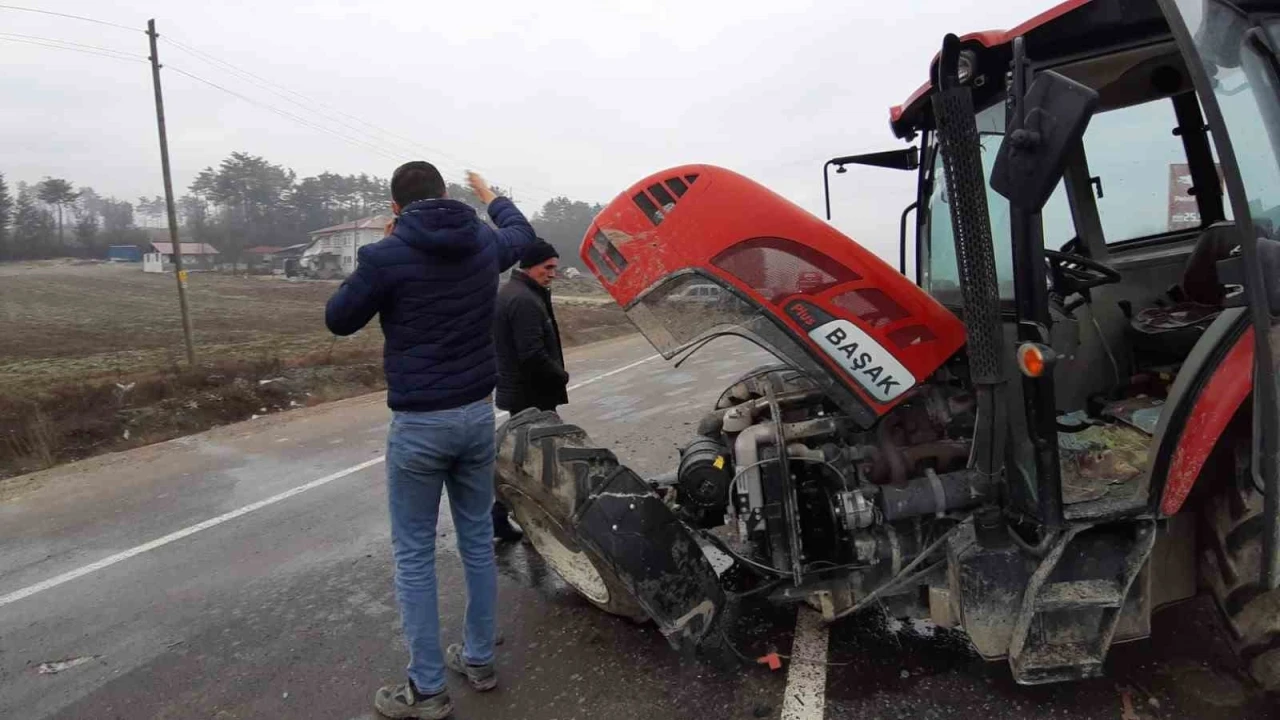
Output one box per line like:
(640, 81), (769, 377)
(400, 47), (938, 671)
(579, 163), (978, 605)
(673, 363), (986, 594)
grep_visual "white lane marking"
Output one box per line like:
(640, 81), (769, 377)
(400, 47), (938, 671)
(0, 352), (663, 609)
(780, 607), (830, 720)
(0, 457), (384, 609)
(567, 354), (661, 393)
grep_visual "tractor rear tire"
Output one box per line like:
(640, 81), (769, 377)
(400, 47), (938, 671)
(494, 410), (647, 622)
(1199, 440), (1280, 691)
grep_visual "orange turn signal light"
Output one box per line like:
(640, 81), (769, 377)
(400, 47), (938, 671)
(1016, 342), (1057, 378)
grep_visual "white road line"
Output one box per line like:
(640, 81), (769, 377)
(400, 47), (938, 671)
(567, 354), (661, 392)
(0, 352), (662, 609)
(780, 607), (831, 720)
(0, 457), (384, 609)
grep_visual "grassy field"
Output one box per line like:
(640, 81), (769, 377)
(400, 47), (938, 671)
(0, 260), (630, 480)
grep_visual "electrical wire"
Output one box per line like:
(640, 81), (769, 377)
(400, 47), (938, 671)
(839, 522), (964, 618)
(0, 35), (558, 208)
(164, 65), (408, 164)
(1091, 314), (1122, 389)
(0, 32), (147, 63)
(1007, 525), (1059, 558)
(717, 625), (852, 668)
(0, 12), (399, 161)
(829, 515), (973, 621)
(161, 36), (470, 168)
(0, 2), (563, 207)
(716, 449), (870, 580)
(0, 31), (436, 192)
(0, 4), (138, 33)
(879, 557), (948, 595)
(730, 577), (786, 599)
(702, 527), (791, 578)
(159, 34), (564, 203)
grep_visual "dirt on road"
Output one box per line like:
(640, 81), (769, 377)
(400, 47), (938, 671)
(0, 260), (632, 481)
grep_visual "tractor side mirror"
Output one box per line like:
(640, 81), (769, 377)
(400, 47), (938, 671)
(990, 70), (1099, 213)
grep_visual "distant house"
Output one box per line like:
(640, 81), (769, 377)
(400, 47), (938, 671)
(143, 242), (221, 273)
(272, 243), (310, 276)
(243, 245), (286, 273)
(302, 214), (393, 278)
(107, 245), (143, 263)
(245, 243), (310, 276)
(245, 245), (286, 257)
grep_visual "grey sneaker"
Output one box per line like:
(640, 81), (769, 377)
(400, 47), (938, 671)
(445, 643), (498, 691)
(374, 680), (452, 719)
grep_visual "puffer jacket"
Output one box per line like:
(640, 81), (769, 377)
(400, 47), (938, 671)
(325, 196), (535, 412)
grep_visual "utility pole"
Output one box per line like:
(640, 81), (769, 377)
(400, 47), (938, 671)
(147, 19), (197, 367)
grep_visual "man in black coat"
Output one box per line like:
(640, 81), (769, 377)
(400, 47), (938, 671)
(491, 239), (568, 540)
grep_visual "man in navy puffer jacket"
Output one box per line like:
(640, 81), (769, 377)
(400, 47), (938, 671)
(326, 162), (534, 719)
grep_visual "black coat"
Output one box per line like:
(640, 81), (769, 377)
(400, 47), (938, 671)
(494, 271), (568, 412)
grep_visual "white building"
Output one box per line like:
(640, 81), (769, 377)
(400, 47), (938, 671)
(301, 214), (393, 278)
(142, 242), (221, 273)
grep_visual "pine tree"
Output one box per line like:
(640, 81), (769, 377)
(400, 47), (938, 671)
(14, 183), (54, 259)
(0, 172), (12, 261)
(37, 177), (78, 250)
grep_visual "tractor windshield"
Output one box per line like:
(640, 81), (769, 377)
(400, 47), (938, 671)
(924, 103), (1080, 306)
(924, 68), (1231, 308)
(924, 104), (1017, 306)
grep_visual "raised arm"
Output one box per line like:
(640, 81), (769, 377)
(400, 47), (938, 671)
(469, 170), (536, 271)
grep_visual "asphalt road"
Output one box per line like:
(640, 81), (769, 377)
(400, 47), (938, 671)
(0, 334), (1274, 719)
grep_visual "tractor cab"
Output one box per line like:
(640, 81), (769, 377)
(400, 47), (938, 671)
(834, 0), (1280, 548)
(830, 0), (1280, 681)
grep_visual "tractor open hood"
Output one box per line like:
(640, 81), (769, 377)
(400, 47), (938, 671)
(579, 164), (966, 428)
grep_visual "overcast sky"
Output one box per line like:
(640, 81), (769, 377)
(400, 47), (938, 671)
(2, 0), (1055, 262)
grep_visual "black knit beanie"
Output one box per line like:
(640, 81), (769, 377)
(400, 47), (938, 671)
(519, 239), (559, 269)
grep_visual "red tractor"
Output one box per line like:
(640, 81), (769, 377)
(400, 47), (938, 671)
(495, 0), (1280, 688)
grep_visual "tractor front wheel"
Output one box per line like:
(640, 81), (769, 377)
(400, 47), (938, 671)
(494, 409), (729, 654)
(494, 410), (647, 621)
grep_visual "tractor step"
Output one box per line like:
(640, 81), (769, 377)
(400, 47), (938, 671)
(1016, 643), (1106, 683)
(1036, 579), (1125, 611)
(1008, 520), (1156, 685)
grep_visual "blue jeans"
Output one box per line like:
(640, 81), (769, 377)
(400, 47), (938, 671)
(386, 399), (497, 694)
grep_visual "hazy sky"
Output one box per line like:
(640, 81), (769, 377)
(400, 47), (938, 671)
(2, 0), (1056, 261)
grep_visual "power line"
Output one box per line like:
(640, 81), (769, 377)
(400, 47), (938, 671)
(0, 32), (557, 205)
(162, 36), (474, 173)
(157, 34), (565, 200)
(164, 65), (407, 164)
(0, 4), (138, 33)
(0, 26), (426, 166)
(162, 37), (468, 175)
(0, 32), (147, 63)
(0, 14), (563, 208)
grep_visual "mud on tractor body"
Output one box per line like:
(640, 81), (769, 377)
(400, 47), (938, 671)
(496, 0), (1280, 688)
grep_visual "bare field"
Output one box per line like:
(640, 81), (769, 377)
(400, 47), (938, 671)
(0, 261), (380, 391)
(0, 261), (632, 479)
